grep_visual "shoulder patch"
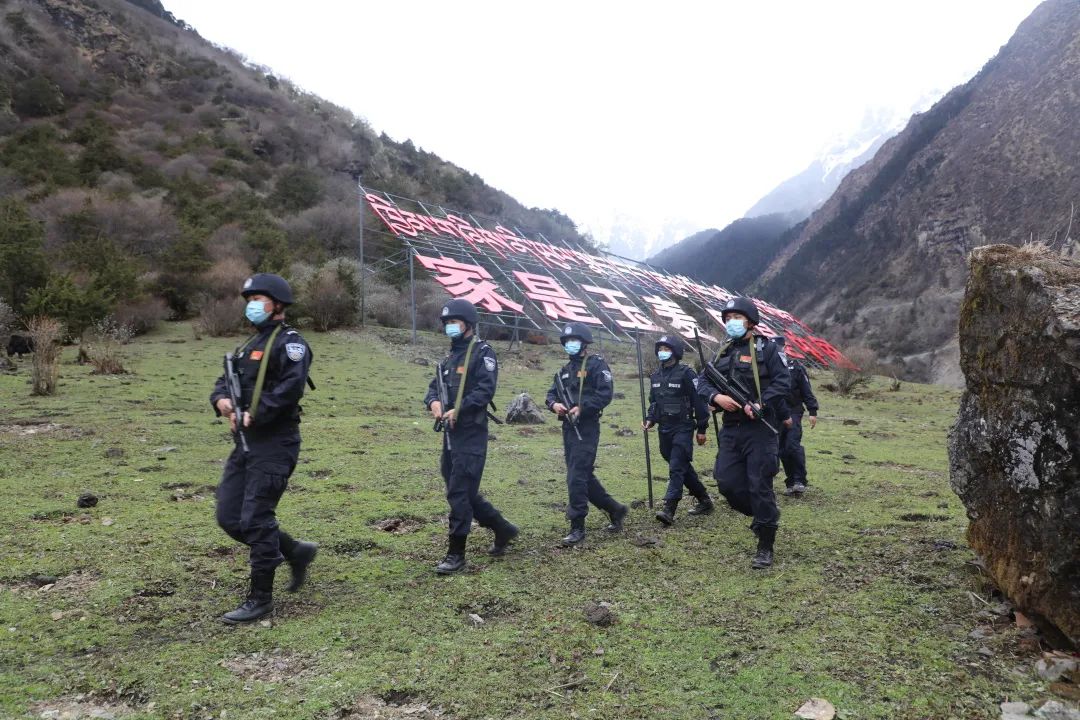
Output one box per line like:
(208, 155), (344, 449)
(285, 343), (306, 362)
(286, 329), (299, 336)
(483, 356), (496, 372)
(601, 370), (612, 383)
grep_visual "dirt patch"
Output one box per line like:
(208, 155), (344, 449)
(327, 539), (379, 556)
(455, 596), (522, 620)
(373, 517), (425, 534)
(3, 570), (101, 599)
(219, 649), (316, 684)
(899, 513), (951, 522)
(340, 694), (448, 719)
(0, 421), (63, 436)
(31, 694), (139, 719)
(168, 485), (216, 501)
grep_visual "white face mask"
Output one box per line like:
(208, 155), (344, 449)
(657, 350), (672, 362)
(564, 340), (582, 355)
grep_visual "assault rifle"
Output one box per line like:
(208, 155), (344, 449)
(433, 362), (452, 450)
(552, 370), (583, 441)
(223, 353), (250, 454)
(692, 328), (778, 436)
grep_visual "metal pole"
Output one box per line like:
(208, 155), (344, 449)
(409, 249), (417, 344)
(358, 179), (366, 329)
(634, 330), (654, 508)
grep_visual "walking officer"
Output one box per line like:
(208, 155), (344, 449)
(696, 297), (791, 569)
(424, 299), (518, 574)
(642, 335), (713, 525)
(545, 323), (628, 546)
(773, 335), (819, 496)
(210, 273), (317, 624)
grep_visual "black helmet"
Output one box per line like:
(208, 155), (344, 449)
(241, 273), (294, 305)
(560, 322), (594, 345)
(654, 334), (685, 360)
(440, 298), (479, 326)
(773, 335), (787, 348)
(720, 296), (760, 325)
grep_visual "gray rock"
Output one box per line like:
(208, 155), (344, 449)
(1034, 701), (1080, 720)
(505, 393), (546, 424)
(1035, 655), (1078, 682)
(1001, 701), (1031, 715)
(949, 245), (1080, 645)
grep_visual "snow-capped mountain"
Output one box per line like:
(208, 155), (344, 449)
(745, 96), (942, 221)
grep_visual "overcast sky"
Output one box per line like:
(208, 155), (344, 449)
(165, 0), (1041, 247)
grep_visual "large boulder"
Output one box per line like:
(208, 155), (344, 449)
(949, 244), (1080, 644)
(505, 393), (546, 424)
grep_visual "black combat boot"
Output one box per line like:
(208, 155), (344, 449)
(687, 494), (714, 516)
(435, 534), (467, 575)
(286, 541), (318, 592)
(488, 519), (519, 557)
(751, 526), (776, 570)
(562, 519), (586, 546)
(604, 503), (629, 532)
(222, 570), (275, 624)
(654, 499), (678, 526)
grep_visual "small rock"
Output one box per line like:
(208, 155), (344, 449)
(505, 393), (546, 424)
(795, 697), (836, 720)
(101, 518), (114, 526)
(841, 419), (859, 426)
(50, 610), (63, 621)
(1001, 702), (1031, 715)
(77, 493), (98, 509)
(104, 448), (124, 459)
(30, 574), (59, 587)
(969, 626), (994, 640)
(841, 453), (856, 460)
(258, 620), (272, 628)
(1035, 700), (1080, 720)
(630, 499), (646, 509)
(614, 428), (635, 437)
(1036, 654), (1078, 682)
(631, 535), (663, 548)
(467, 613), (484, 627)
(978, 646), (994, 657)
(155, 446), (178, 454)
(411, 357), (430, 366)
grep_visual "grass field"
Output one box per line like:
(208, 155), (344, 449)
(0, 322), (1050, 719)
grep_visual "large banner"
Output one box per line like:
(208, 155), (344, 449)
(361, 188), (852, 369)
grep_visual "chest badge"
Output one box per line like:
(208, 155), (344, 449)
(738, 354), (752, 364)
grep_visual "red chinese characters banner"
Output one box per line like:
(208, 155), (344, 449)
(362, 188), (853, 370)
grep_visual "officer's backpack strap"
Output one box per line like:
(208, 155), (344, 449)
(249, 324), (283, 420)
(452, 337), (477, 412)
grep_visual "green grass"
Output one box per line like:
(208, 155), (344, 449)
(0, 323), (1045, 719)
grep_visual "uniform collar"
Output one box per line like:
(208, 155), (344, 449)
(253, 318), (284, 333)
(450, 334), (473, 350)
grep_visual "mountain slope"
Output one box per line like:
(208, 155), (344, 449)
(0, 0), (588, 326)
(647, 214), (796, 293)
(752, 0), (1080, 383)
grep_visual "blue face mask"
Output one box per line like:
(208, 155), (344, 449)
(564, 340), (582, 355)
(245, 300), (270, 325)
(725, 318), (747, 339)
(657, 350), (672, 362)
(444, 322), (463, 339)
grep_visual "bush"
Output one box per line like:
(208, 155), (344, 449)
(0, 300), (15, 348)
(196, 296), (245, 337)
(270, 166), (322, 213)
(833, 346), (877, 396)
(13, 75), (65, 118)
(201, 256), (252, 299)
(23, 275), (112, 340)
(300, 261), (357, 331)
(83, 316), (132, 375)
(0, 198), (49, 310)
(113, 297), (170, 336)
(27, 316), (64, 396)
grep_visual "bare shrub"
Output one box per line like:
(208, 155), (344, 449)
(206, 224), (248, 263)
(0, 300), (15, 348)
(114, 297), (171, 336)
(363, 275), (444, 331)
(197, 297), (245, 337)
(201, 256), (252, 299)
(284, 202), (357, 257)
(27, 316), (64, 396)
(303, 266), (355, 332)
(83, 317), (132, 375)
(833, 346), (877, 396)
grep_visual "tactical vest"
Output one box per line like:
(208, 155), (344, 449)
(233, 324), (300, 424)
(715, 336), (774, 405)
(651, 366), (692, 425)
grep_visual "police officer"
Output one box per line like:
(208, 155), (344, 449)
(696, 298), (790, 569)
(773, 336), (819, 496)
(545, 323), (628, 545)
(210, 273), (316, 623)
(642, 335), (713, 525)
(424, 299), (517, 574)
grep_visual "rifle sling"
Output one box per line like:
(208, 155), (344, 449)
(249, 324), (282, 420)
(748, 337), (764, 408)
(452, 337), (477, 414)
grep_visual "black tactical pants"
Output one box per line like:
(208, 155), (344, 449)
(778, 414), (807, 487)
(660, 428), (707, 502)
(714, 421), (780, 530)
(216, 432), (300, 572)
(440, 444), (503, 537)
(563, 419), (619, 522)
